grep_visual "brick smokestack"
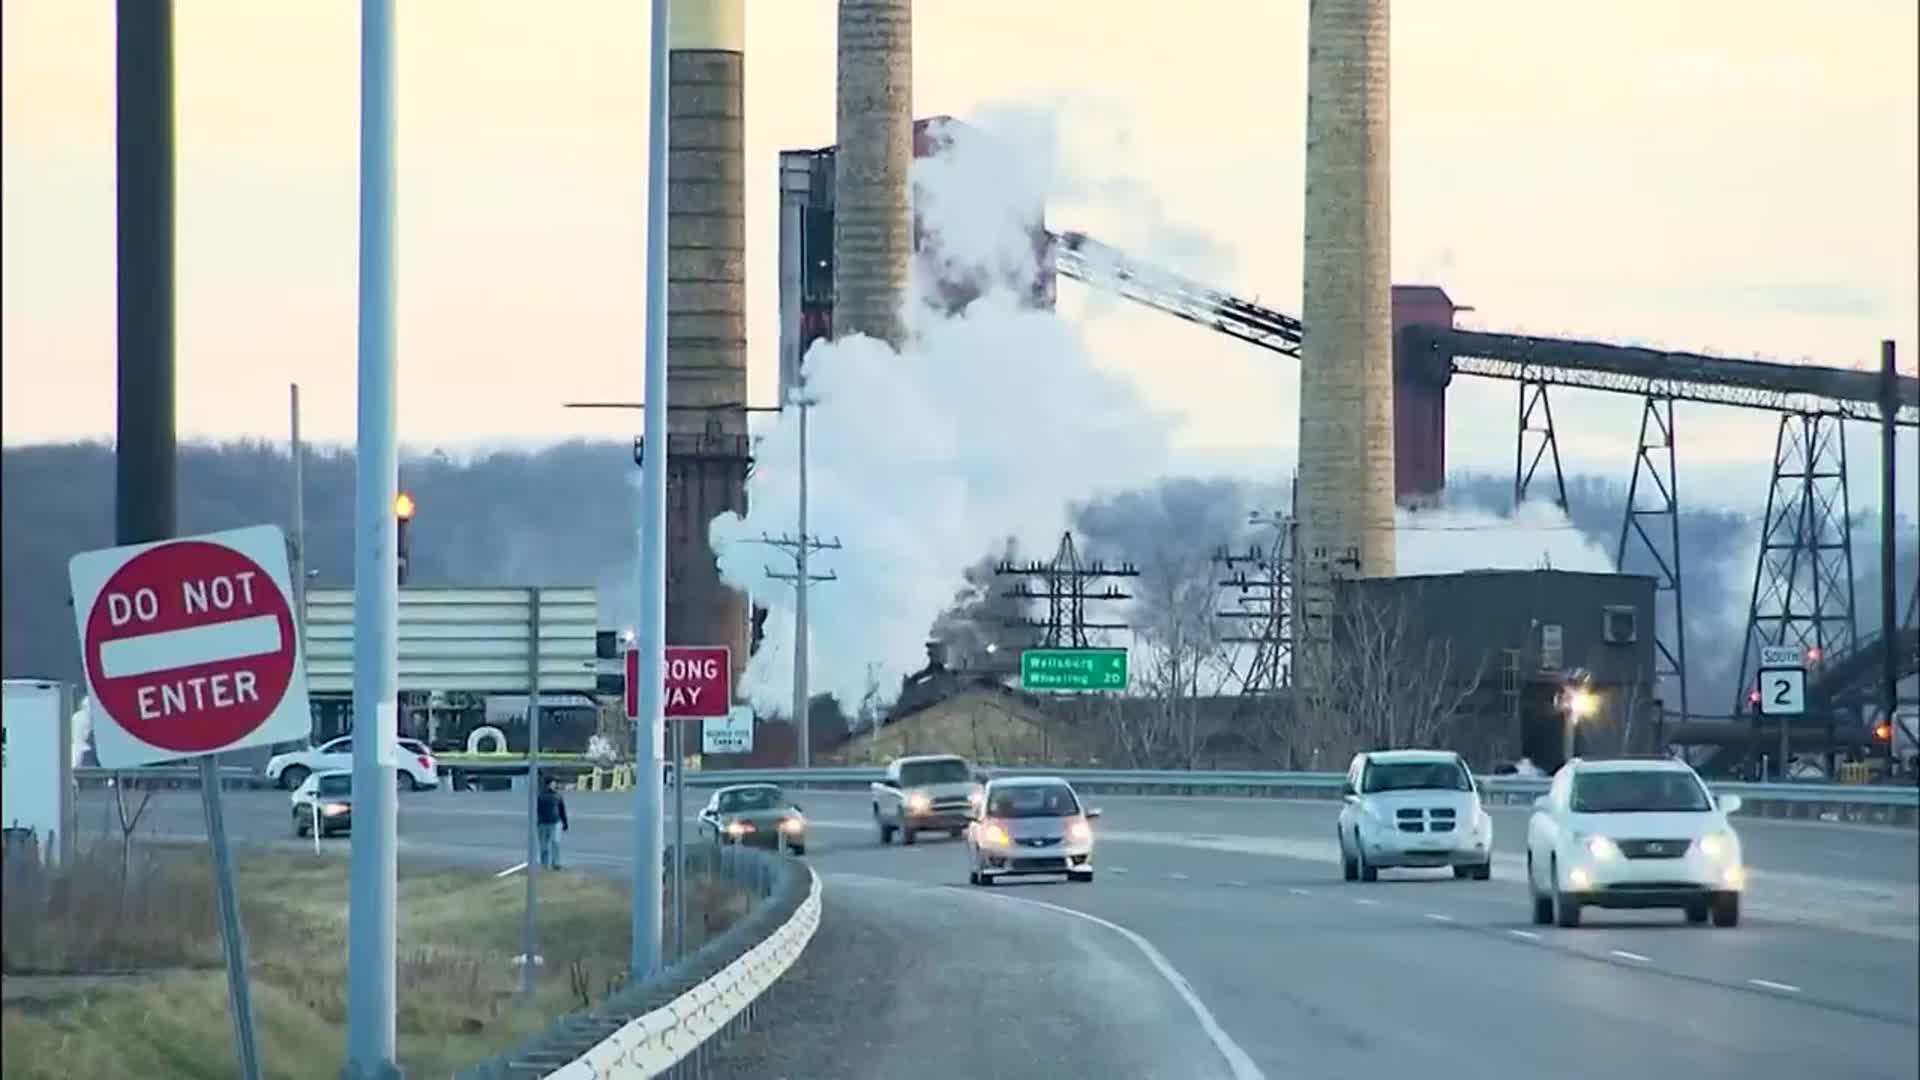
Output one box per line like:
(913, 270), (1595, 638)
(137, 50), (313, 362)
(665, 0), (750, 692)
(1295, 0), (1396, 706)
(833, 0), (913, 349)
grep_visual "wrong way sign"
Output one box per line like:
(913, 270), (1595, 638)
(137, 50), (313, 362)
(625, 645), (731, 721)
(68, 524), (311, 767)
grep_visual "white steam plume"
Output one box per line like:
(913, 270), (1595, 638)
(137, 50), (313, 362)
(711, 109), (1178, 715)
(1395, 499), (1615, 574)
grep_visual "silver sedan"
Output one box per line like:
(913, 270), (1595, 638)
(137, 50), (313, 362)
(965, 777), (1100, 885)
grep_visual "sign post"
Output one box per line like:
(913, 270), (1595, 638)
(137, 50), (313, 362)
(1756, 644), (1808, 780)
(68, 523), (313, 1080)
(625, 644), (731, 961)
(1019, 648), (1130, 692)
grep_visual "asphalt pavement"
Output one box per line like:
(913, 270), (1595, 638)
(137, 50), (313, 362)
(81, 783), (1920, 1080)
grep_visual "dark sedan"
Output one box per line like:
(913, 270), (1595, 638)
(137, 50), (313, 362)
(698, 783), (807, 855)
(291, 771), (353, 838)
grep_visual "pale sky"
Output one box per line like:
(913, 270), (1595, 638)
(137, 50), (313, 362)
(4, 1), (1915, 505)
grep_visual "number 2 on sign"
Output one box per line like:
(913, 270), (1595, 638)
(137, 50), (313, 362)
(1771, 678), (1793, 706)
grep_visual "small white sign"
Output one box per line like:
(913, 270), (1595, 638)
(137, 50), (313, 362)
(1758, 645), (1804, 669)
(1757, 668), (1807, 717)
(702, 706), (754, 755)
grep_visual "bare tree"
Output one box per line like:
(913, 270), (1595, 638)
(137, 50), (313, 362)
(1122, 536), (1241, 767)
(1324, 585), (1487, 761)
(111, 773), (157, 886)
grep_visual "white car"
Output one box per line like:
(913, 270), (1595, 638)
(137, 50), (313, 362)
(265, 735), (439, 792)
(1525, 756), (1744, 928)
(1338, 749), (1493, 881)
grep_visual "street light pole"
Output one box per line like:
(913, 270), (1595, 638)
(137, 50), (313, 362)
(793, 389), (813, 770)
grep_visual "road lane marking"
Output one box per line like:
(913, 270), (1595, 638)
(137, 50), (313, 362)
(495, 862), (527, 878)
(1353, 897), (1379, 906)
(981, 894), (1266, 1080)
(1748, 978), (1802, 993)
(1169, 872), (1190, 881)
(1423, 913), (1453, 922)
(1508, 930), (1540, 940)
(1287, 887), (1310, 896)
(1110, 867), (1128, 874)
(1609, 950), (1652, 963)
(1226, 880), (1249, 887)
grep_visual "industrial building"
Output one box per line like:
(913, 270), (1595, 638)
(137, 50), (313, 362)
(1337, 569), (1659, 770)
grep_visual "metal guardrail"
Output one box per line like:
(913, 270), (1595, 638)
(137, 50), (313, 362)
(74, 764), (1919, 820)
(461, 844), (819, 1079)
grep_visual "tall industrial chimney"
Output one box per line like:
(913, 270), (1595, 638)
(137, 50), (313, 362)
(1295, 0), (1396, 703)
(665, 0), (751, 690)
(833, 0), (913, 349)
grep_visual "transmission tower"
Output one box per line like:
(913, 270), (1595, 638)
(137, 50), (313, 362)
(1734, 414), (1857, 711)
(1215, 511), (1294, 695)
(995, 531), (1138, 647)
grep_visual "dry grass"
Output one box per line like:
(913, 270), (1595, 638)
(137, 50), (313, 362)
(1, 844), (750, 1079)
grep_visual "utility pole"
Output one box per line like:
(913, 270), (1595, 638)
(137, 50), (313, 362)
(290, 384), (307, 664)
(759, 527), (841, 770)
(1216, 510), (1296, 696)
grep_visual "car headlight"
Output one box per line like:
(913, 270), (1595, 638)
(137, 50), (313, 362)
(906, 792), (931, 814)
(1696, 831), (1733, 860)
(726, 820), (753, 836)
(1066, 818), (1092, 842)
(1580, 834), (1620, 861)
(323, 802), (350, 817)
(779, 816), (805, 834)
(982, 824), (1011, 847)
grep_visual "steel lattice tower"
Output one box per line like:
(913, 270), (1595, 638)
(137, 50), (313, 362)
(1615, 395), (1691, 723)
(996, 532), (1138, 648)
(1735, 413), (1858, 708)
(1216, 513), (1295, 695)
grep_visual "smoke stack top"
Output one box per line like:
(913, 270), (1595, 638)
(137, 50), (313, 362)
(834, 0), (914, 349)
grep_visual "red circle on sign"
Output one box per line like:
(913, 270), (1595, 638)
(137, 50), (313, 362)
(82, 540), (296, 754)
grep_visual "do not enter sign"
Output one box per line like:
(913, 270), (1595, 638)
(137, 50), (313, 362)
(69, 524), (311, 767)
(626, 644), (731, 721)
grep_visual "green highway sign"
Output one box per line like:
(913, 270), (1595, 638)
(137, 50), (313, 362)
(1020, 648), (1129, 692)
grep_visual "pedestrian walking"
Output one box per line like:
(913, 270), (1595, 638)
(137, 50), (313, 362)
(536, 777), (569, 869)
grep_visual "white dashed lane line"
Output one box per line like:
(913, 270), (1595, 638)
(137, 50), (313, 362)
(1609, 950), (1653, 964)
(1287, 887), (1311, 896)
(1353, 898), (1380, 907)
(1226, 880), (1249, 888)
(1748, 978), (1802, 993)
(1423, 913), (1454, 922)
(1508, 930), (1541, 940)
(1169, 872), (1190, 881)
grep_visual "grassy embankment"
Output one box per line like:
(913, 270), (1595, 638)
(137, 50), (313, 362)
(1, 845), (749, 1079)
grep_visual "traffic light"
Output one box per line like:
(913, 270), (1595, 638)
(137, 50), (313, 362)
(395, 491), (415, 585)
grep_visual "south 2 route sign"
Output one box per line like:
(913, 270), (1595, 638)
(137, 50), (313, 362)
(1021, 647), (1129, 692)
(626, 645), (731, 721)
(68, 524), (311, 768)
(1755, 644), (1807, 717)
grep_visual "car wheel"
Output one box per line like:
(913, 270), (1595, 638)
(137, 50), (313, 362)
(789, 843), (806, 857)
(1472, 862), (1493, 881)
(398, 771), (419, 792)
(1069, 870), (1094, 884)
(901, 827), (917, 846)
(1551, 858), (1581, 928)
(293, 811), (307, 838)
(1357, 845), (1378, 883)
(1453, 865), (1473, 880)
(1528, 854), (1553, 924)
(281, 765), (310, 791)
(1685, 902), (1709, 925)
(873, 807), (894, 845)
(1711, 893), (1740, 928)
(948, 828), (964, 840)
(968, 868), (981, 886)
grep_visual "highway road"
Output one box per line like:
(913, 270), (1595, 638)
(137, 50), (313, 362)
(84, 784), (1919, 1080)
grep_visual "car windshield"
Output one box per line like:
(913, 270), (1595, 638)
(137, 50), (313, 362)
(719, 787), (782, 813)
(1362, 761), (1470, 793)
(1571, 770), (1712, 813)
(316, 775), (351, 797)
(988, 784), (1079, 819)
(899, 759), (970, 786)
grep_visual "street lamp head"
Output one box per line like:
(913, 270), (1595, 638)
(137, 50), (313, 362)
(395, 492), (416, 520)
(1567, 687), (1599, 720)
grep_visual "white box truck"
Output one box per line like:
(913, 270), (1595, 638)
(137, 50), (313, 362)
(2, 678), (78, 866)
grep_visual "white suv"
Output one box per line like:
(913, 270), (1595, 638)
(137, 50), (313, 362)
(1525, 756), (1745, 928)
(265, 736), (440, 792)
(1338, 749), (1494, 882)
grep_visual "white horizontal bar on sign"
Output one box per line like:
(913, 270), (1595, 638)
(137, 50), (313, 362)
(98, 614), (283, 679)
